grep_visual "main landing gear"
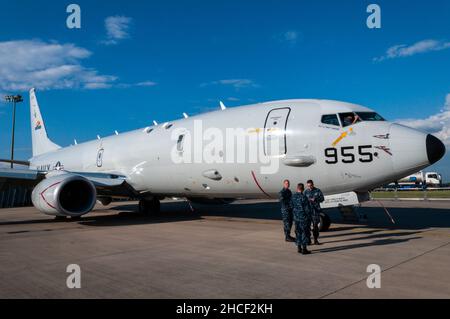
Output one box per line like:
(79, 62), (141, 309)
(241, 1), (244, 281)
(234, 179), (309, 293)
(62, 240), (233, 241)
(138, 198), (161, 215)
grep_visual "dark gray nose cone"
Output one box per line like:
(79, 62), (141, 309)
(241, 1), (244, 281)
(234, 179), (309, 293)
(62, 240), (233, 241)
(426, 134), (446, 164)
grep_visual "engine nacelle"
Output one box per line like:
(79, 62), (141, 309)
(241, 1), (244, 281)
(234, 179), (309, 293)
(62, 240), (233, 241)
(32, 173), (97, 217)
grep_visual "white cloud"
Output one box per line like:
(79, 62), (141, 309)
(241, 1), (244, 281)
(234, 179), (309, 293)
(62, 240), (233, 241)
(282, 31), (299, 45)
(0, 40), (156, 91)
(116, 81), (157, 89)
(84, 82), (113, 89)
(374, 39), (450, 61)
(136, 81), (157, 87)
(274, 30), (301, 46)
(396, 94), (450, 146)
(0, 40), (117, 91)
(0, 92), (7, 104)
(201, 79), (259, 89)
(102, 16), (132, 45)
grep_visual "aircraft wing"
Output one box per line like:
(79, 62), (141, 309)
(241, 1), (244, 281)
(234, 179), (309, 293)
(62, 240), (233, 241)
(0, 168), (42, 181)
(0, 168), (137, 198)
(0, 159), (31, 166)
(68, 171), (138, 197)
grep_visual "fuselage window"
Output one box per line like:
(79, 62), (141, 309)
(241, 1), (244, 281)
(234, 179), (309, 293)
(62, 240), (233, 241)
(177, 134), (184, 152)
(339, 112), (361, 127)
(355, 112), (385, 121)
(321, 114), (340, 126)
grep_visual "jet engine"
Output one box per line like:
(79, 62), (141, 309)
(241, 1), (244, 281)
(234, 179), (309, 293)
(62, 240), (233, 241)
(31, 173), (97, 217)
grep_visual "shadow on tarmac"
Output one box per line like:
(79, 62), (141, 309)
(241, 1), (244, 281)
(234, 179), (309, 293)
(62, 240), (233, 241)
(81, 201), (432, 253)
(78, 200), (450, 231)
(2, 200), (446, 254)
(315, 236), (422, 254)
(190, 201), (450, 230)
(0, 201), (200, 227)
(2, 200), (449, 232)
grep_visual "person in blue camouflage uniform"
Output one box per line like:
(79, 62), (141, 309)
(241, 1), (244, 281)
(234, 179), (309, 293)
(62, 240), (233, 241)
(291, 183), (312, 254)
(278, 179), (295, 242)
(304, 180), (325, 245)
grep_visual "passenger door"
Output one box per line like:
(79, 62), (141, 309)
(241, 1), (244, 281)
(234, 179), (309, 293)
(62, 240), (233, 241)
(264, 108), (290, 156)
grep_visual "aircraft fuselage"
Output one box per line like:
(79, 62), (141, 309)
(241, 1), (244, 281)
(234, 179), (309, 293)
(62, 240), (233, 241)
(29, 99), (439, 200)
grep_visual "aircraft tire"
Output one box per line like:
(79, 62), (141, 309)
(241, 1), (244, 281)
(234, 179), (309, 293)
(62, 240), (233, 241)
(98, 197), (112, 206)
(319, 212), (331, 232)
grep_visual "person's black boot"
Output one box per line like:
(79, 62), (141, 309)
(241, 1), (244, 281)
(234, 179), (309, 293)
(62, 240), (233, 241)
(302, 246), (311, 255)
(285, 236), (296, 242)
(314, 239), (321, 245)
(297, 246), (303, 254)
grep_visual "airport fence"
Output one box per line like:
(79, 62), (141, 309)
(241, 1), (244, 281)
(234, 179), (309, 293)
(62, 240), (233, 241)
(371, 187), (450, 200)
(0, 185), (32, 208)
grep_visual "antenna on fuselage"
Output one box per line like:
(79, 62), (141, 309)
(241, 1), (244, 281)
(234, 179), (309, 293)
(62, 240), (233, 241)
(153, 120), (158, 126)
(115, 130), (119, 135)
(183, 112), (189, 118)
(97, 135), (101, 140)
(74, 139), (77, 145)
(219, 101), (226, 110)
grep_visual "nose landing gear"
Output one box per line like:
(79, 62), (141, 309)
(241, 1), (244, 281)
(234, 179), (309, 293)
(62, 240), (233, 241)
(318, 212), (331, 231)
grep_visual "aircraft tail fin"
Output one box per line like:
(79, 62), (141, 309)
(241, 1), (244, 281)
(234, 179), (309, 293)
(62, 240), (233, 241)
(29, 88), (61, 157)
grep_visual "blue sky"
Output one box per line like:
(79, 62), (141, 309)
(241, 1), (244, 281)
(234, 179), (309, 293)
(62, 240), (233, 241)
(0, 0), (449, 179)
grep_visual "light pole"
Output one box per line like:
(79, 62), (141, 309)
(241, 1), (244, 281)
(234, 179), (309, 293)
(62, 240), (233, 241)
(4, 95), (23, 168)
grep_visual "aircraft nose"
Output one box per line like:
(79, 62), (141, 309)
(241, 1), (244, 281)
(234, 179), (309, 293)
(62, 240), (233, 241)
(389, 124), (429, 173)
(426, 134), (446, 164)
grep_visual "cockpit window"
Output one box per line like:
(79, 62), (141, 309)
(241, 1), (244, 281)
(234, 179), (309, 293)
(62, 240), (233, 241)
(338, 111), (385, 127)
(355, 112), (385, 121)
(321, 114), (340, 126)
(339, 112), (361, 127)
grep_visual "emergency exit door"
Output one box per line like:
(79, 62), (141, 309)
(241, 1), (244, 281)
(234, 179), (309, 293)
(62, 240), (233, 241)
(264, 108), (291, 156)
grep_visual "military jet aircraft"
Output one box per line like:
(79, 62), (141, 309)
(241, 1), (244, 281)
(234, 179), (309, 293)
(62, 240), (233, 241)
(0, 89), (445, 230)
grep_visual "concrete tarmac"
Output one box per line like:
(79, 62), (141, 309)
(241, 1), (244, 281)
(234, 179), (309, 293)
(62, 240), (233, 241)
(0, 199), (449, 299)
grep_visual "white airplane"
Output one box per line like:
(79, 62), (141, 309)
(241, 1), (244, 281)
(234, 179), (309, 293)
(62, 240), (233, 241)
(0, 88), (446, 230)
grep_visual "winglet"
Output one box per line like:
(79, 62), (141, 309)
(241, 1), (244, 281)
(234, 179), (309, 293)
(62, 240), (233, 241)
(220, 101), (226, 110)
